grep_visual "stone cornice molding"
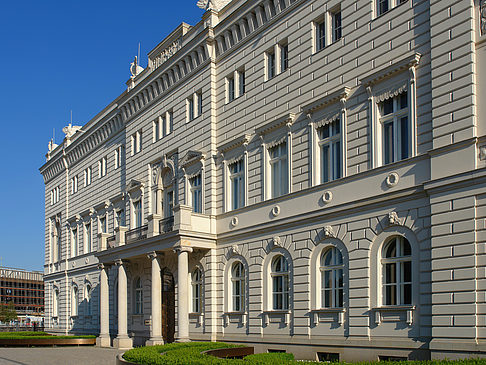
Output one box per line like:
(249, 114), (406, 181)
(301, 86), (351, 116)
(147, 251), (158, 260)
(360, 52), (421, 87)
(180, 150), (205, 168)
(255, 113), (295, 137)
(173, 246), (193, 254)
(217, 134), (251, 154)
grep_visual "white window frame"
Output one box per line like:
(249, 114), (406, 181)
(190, 174), (202, 214)
(99, 215), (107, 234)
(71, 176), (78, 194)
(376, 0), (407, 17)
(84, 221), (92, 254)
(382, 236), (412, 306)
(330, 7), (342, 43)
(115, 146), (124, 169)
(313, 16), (326, 53)
(191, 268), (203, 313)
(265, 48), (276, 80)
(71, 227), (78, 258)
(316, 118), (343, 184)
(363, 53), (419, 168)
(153, 117), (161, 142)
(84, 167), (92, 187)
(132, 199), (143, 228)
(231, 261), (245, 312)
(53, 287), (59, 318)
(320, 247), (344, 308)
(71, 285), (78, 316)
(84, 283), (92, 316)
(226, 69), (245, 104)
(268, 142), (288, 199)
(98, 156), (107, 178)
(229, 159), (245, 211)
(131, 130), (142, 156)
(271, 255), (290, 310)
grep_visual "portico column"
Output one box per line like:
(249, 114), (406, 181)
(175, 246), (192, 342)
(146, 251), (163, 346)
(113, 259), (133, 349)
(96, 264), (110, 347)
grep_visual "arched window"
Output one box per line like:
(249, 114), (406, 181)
(271, 255), (289, 310)
(320, 247), (344, 308)
(382, 236), (412, 305)
(134, 277), (143, 314)
(85, 284), (92, 315)
(53, 288), (59, 317)
(71, 286), (78, 316)
(191, 268), (203, 313)
(231, 262), (245, 312)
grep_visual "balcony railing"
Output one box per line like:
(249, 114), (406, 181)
(159, 216), (174, 234)
(125, 225), (148, 243)
(107, 235), (116, 249)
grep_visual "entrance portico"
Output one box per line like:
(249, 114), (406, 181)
(95, 229), (216, 349)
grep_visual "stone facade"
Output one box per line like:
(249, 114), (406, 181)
(39, 0), (486, 360)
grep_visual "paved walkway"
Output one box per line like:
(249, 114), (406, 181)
(0, 347), (125, 365)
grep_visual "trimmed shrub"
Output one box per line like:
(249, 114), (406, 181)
(243, 352), (297, 364)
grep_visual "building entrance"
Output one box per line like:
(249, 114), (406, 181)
(161, 268), (175, 343)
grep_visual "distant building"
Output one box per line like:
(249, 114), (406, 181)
(40, 0), (486, 361)
(0, 267), (44, 320)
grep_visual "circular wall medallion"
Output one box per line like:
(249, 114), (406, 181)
(271, 205), (281, 217)
(230, 217), (239, 227)
(72, 262), (76, 268)
(322, 191), (333, 204)
(85, 258), (89, 264)
(386, 172), (400, 187)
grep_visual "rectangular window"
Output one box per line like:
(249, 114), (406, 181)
(227, 76), (235, 102)
(116, 209), (125, 228)
(266, 50), (276, 80)
(191, 174), (202, 213)
(188, 97), (195, 122)
(197, 91), (203, 116)
(153, 118), (160, 142)
(316, 19), (326, 51)
(131, 130), (142, 155)
(269, 142), (288, 198)
(379, 92), (409, 165)
(162, 110), (173, 136)
(280, 43), (289, 72)
(238, 70), (245, 96)
(71, 228), (78, 257)
(318, 119), (342, 184)
(133, 200), (142, 228)
(85, 223), (91, 253)
(331, 10), (342, 42)
(100, 216), (107, 234)
(115, 146), (124, 169)
(98, 157), (107, 178)
(84, 167), (92, 186)
(229, 160), (245, 210)
(71, 176), (78, 194)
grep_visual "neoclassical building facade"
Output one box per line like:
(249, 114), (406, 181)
(40, 0), (486, 361)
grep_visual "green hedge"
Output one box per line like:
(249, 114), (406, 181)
(123, 342), (486, 365)
(0, 332), (95, 340)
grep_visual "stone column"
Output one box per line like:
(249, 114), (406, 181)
(113, 259), (133, 349)
(146, 251), (163, 346)
(175, 246), (192, 342)
(96, 264), (110, 347)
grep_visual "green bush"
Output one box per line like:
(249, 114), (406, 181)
(0, 331), (50, 337)
(123, 342), (486, 365)
(0, 332), (95, 340)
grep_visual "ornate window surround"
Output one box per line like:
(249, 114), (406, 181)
(223, 256), (249, 327)
(302, 86), (350, 187)
(218, 134), (250, 213)
(361, 52), (421, 168)
(256, 113), (295, 201)
(370, 225), (418, 326)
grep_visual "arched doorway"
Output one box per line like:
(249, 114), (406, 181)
(161, 268), (175, 343)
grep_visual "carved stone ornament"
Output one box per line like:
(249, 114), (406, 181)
(230, 217), (239, 227)
(481, 0), (486, 36)
(385, 172), (400, 188)
(388, 212), (401, 226)
(130, 56), (144, 78)
(271, 205), (281, 217)
(271, 236), (283, 248)
(480, 146), (486, 161)
(62, 123), (82, 139)
(322, 191), (333, 204)
(229, 245), (240, 256)
(196, 0), (232, 11)
(323, 225), (335, 238)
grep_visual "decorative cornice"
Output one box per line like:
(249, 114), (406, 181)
(255, 113), (295, 136)
(218, 134), (251, 153)
(180, 150), (205, 168)
(360, 52), (421, 87)
(301, 87), (351, 115)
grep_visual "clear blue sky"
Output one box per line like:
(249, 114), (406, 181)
(0, 0), (204, 271)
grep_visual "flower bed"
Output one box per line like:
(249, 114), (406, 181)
(0, 332), (96, 346)
(122, 342), (486, 365)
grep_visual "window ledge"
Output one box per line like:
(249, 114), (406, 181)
(311, 308), (345, 326)
(189, 312), (204, 325)
(373, 305), (415, 325)
(262, 310), (290, 326)
(223, 311), (247, 326)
